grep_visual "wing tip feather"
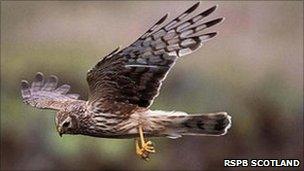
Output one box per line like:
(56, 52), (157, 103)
(21, 80), (31, 100)
(199, 32), (218, 42)
(21, 80), (30, 90)
(202, 4), (218, 17)
(185, 2), (200, 14)
(35, 72), (44, 77)
(205, 18), (225, 28)
(21, 73), (80, 101)
(159, 13), (169, 24)
(49, 75), (59, 83)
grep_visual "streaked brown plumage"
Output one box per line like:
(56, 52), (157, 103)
(21, 2), (231, 160)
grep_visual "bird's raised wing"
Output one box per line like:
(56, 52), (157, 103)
(21, 72), (82, 111)
(87, 2), (224, 115)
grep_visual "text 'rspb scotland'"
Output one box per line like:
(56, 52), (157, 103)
(224, 159), (300, 168)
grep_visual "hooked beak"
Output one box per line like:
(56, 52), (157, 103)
(57, 126), (63, 137)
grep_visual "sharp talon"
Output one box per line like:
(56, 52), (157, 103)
(135, 126), (156, 161)
(146, 149), (155, 153)
(146, 147), (154, 151)
(146, 146), (154, 150)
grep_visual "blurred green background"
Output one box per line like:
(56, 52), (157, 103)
(1, 1), (303, 170)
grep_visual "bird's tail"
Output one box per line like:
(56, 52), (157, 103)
(147, 111), (231, 138)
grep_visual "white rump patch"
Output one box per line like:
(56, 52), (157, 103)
(148, 110), (188, 116)
(167, 134), (182, 139)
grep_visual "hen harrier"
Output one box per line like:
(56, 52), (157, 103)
(21, 2), (231, 160)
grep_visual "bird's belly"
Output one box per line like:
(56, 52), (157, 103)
(81, 111), (164, 139)
(80, 132), (165, 139)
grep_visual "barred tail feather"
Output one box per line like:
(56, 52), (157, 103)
(147, 111), (231, 138)
(178, 112), (231, 136)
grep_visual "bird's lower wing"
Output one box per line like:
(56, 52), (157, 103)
(21, 72), (83, 110)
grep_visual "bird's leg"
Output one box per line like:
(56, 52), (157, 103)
(138, 125), (155, 154)
(135, 125), (155, 161)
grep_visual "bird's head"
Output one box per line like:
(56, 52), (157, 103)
(55, 111), (79, 137)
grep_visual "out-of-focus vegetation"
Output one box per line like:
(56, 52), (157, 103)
(1, 1), (303, 170)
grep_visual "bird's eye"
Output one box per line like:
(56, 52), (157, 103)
(62, 121), (70, 128)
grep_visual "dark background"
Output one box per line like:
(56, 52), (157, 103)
(1, 1), (303, 170)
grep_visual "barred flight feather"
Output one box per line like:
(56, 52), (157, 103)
(21, 72), (83, 110)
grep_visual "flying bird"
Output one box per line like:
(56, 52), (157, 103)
(21, 2), (231, 161)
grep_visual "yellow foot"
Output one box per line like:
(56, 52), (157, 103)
(135, 139), (156, 161)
